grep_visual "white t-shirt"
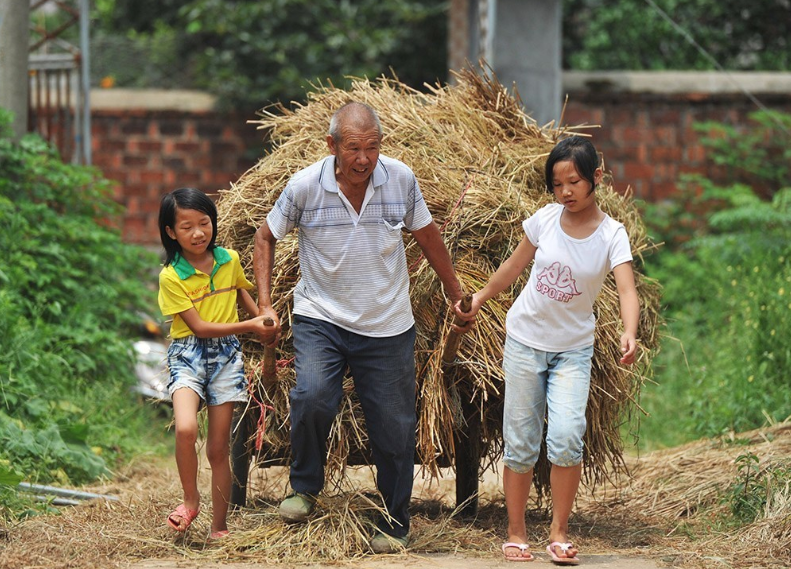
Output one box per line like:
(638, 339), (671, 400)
(505, 203), (633, 352)
(266, 154), (433, 337)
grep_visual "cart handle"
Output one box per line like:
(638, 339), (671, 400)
(262, 317), (277, 386)
(441, 294), (472, 365)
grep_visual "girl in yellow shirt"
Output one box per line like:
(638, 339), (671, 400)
(157, 187), (275, 539)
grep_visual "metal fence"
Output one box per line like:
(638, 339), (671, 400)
(28, 0), (91, 164)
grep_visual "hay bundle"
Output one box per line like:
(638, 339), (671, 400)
(216, 67), (662, 501)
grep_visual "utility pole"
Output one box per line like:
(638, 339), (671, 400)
(448, 0), (562, 127)
(0, 0), (31, 140)
(492, 0), (562, 127)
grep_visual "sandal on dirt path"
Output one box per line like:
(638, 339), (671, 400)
(502, 542), (534, 562)
(546, 542), (580, 565)
(166, 503), (200, 532)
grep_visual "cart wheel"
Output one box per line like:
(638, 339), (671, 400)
(230, 405), (253, 509)
(453, 396), (481, 517)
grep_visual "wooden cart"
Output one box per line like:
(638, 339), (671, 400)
(230, 300), (485, 516)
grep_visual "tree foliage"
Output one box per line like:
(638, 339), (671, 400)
(93, 0), (447, 113)
(0, 110), (163, 516)
(89, 0), (789, 111)
(639, 111), (791, 446)
(563, 0), (791, 70)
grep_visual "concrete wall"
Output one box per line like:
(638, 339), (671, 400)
(491, 0), (562, 126)
(75, 72), (791, 245)
(447, 0), (563, 126)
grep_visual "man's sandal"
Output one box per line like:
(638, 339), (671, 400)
(166, 503), (200, 532)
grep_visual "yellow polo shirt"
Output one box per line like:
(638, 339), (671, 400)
(158, 247), (254, 339)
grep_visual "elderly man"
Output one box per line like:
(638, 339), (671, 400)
(253, 101), (464, 553)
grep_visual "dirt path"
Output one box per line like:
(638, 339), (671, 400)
(2, 458), (679, 569)
(124, 464), (673, 569)
(132, 553), (669, 569)
(11, 426), (791, 569)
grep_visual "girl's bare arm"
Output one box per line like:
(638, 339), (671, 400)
(454, 236), (537, 321)
(613, 261), (640, 364)
(178, 306), (276, 343)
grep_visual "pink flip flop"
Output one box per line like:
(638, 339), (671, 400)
(546, 542), (580, 565)
(502, 542), (534, 562)
(166, 503), (200, 532)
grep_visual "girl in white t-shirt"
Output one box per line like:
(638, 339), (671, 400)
(454, 137), (640, 564)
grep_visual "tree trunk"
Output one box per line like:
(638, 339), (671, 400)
(0, 0), (31, 140)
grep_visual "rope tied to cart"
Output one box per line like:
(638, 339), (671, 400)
(246, 318), (294, 451)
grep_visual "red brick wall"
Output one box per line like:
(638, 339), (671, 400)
(91, 109), (264, 244)
(86, 89), (791, 245)
(563, 92), (791, 201)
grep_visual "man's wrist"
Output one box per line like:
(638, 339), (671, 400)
(448, 282), (464, 303)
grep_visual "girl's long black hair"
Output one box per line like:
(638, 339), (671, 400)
(158, 187), (218, 266)
(545, 136), (600, 194)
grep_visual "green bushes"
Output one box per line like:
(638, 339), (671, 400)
(91, 0), (448, 112)
(639, 111), (791, 448)
(0, 110), (165, 517)
(722, 452), (791, 525)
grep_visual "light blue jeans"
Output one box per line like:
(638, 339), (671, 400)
(166, 335), (248, 406)
(502, 335), (593, 471)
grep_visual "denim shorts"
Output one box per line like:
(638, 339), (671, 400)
(502, 334), (593, 471)
(166, 335), (248, 406)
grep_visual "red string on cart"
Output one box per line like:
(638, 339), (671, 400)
(246, 356), (295, 451)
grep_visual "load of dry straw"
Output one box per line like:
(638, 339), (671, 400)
(215, 67), (662, 502)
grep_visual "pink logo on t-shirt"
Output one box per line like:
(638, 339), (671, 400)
(536, 261), (580, 303)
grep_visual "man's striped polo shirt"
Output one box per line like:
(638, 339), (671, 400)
(266, 154), (433, 337)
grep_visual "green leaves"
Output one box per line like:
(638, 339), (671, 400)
(564, 0), (791, 71)
(91, 0), (447, 111)
(0, 418), (108, 485)
(721, 452), (791, 525)
(694, 111), (791, 200)
(639, 111), (791, 448)
(0, 465), (23, 488)
(708, 187), (791, 233)
(0, 112), (166, 518)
